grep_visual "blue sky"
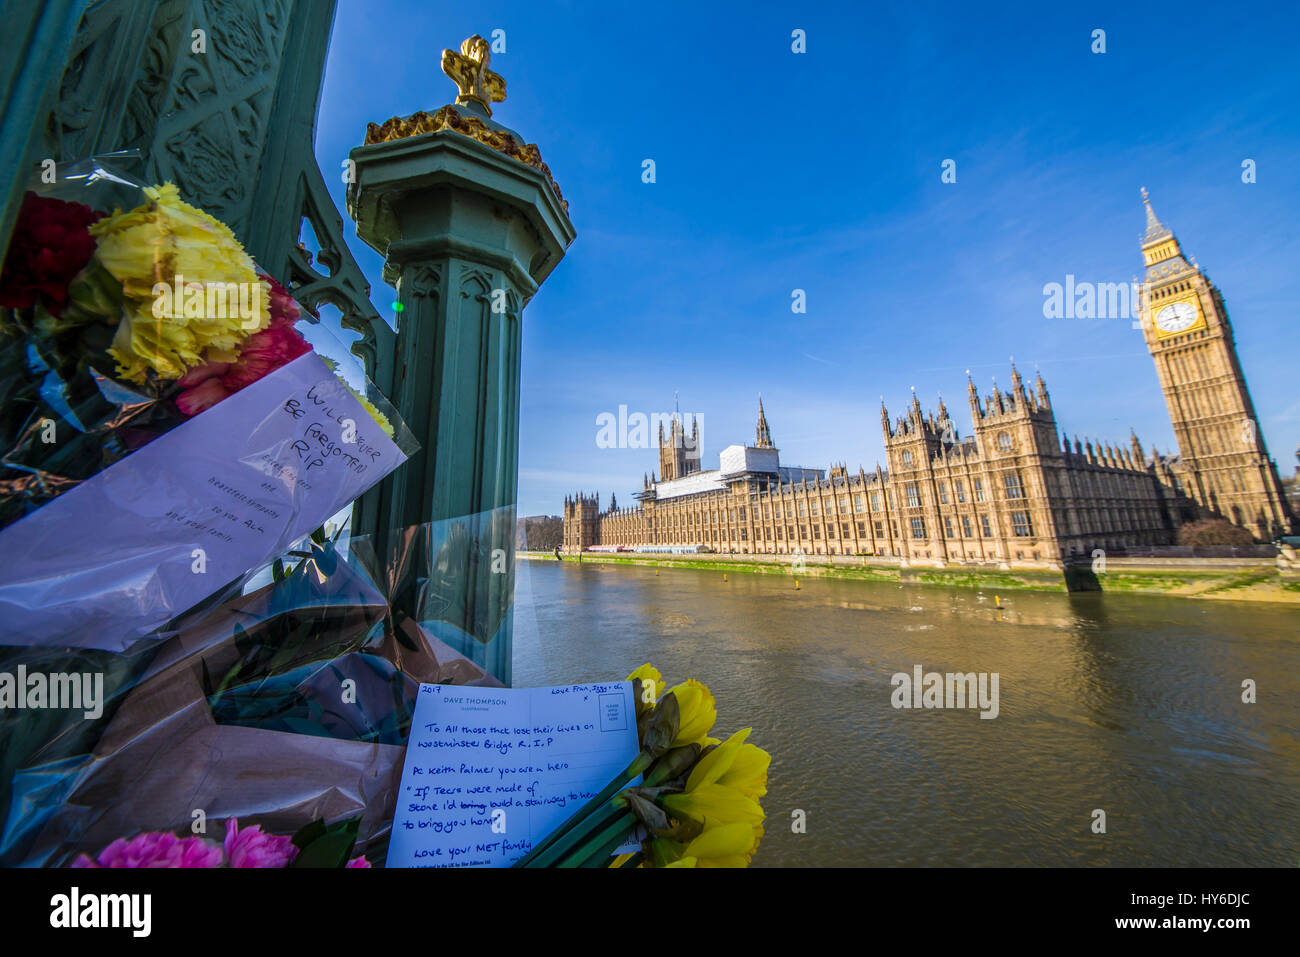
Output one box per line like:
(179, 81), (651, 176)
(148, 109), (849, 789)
(316, 0), (1300, 518)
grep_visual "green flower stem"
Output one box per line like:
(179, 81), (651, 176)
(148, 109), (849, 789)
(556, 809), (636, 869)
(512, 752), (652, 867)
(578, 826), (641, 868)
(521, 799), (626, 869)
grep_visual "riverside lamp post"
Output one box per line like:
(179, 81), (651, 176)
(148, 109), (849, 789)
(346, 35), (575, 684)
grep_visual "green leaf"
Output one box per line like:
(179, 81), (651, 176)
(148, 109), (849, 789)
(289, 816), (361, 868)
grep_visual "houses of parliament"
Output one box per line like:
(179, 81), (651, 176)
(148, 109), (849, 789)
(563, 194), (1295, 564)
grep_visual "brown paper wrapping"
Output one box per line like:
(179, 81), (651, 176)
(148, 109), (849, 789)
(22, 577), (501, 867)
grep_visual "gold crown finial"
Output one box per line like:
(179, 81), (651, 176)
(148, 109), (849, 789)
(441, 34), (506, 116)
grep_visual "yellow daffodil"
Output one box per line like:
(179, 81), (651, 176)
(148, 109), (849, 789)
(661, 782), (764, 830)
(715, 743), (770, 802)
(648, 821), (760, 868)
(684, 728), (751, 791)
(89, 183), (268, 382)
(627, 662), (666, 713)
(666, 678), (716, 747)
(696, 822), (764, 868)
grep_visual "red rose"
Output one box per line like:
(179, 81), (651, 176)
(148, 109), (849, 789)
(0, 191), (105, 314)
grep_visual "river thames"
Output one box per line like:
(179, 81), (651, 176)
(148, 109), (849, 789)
(513, 558), (1299, 867)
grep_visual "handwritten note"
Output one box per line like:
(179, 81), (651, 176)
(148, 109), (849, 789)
(0, 353), (407, 651)
(386, 682), (642, 868)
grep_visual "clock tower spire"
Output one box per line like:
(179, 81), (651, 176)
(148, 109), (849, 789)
(1137, 189), (1293, 539)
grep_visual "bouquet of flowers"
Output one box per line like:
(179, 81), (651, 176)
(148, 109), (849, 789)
(71, 817), (371, 869)
(1, 517), (503, 867)
(514, 663), (769, 867)
(0, 158), (413, 652)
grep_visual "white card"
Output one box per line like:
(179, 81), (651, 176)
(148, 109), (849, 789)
(0, 353), (406, 651)
(386, 682), (642, 868)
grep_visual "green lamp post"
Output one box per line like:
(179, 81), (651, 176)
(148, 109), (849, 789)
(346, 35), (575, 684)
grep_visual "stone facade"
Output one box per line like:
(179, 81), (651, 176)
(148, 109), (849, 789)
(563, 196), (1295, 562)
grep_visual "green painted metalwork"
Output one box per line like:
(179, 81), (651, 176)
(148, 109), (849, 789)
(0, 0), (89, 263)
(8, 0), (387, 374)
(348, 107), (576, 684)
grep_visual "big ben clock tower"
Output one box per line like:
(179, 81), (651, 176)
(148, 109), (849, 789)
(1136, 189), (1293, 540)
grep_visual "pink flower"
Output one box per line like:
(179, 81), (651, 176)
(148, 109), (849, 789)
(346, 855), (371, 868)
(174, 273), (311, 418)
(175, 376), (231, 416)
(223, 817), (299, 868)
(263, 271), (301, 325)
(71, 832), (224, 868)
(218, 317), (311, 392)
(175, 360), (230, 389)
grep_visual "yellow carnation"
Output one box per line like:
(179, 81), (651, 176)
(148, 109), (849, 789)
(89, 183), (268, 382)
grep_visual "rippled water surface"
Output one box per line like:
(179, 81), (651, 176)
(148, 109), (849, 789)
(513, 559), (1299, 866)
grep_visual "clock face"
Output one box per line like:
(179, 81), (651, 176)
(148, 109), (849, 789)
(1155, 300), (1198, 333)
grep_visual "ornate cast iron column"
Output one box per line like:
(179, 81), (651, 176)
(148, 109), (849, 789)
(347, 36), (575, 684)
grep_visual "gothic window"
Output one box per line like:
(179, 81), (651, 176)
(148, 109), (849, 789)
(1003, 472), (1025, 499)
(980, 514), (992, 537)
(955, 480), (966, 503)
(812, 526), (821, 538)
(974, 478), (985, 502)
(890, 521), (899, 537)
(910, 517), (926, 539)
(886, 490), (894, 508)
(938, 482), (949, 504)
(811, 502), (819, 516)
(906, 483), (921, 508)
(901, 450), (914, 466)
(944, 516), (955, 538)
(800, 526), (808, 539)
(874, 521), (884, 537)
(855, 495), (864, 512)
(962, 515), (973, 538)
(870, 492), (880, 511)
(1011, 511), (1033, 537)
(798, 502), (807, 517)
(842, 523), (851, 538)
(857, 522), (866, 537)
(998, 432), (1012, 450)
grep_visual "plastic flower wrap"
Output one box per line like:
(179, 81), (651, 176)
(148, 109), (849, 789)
(0, 518), (504, 868)
(0, 157), (416, 652)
